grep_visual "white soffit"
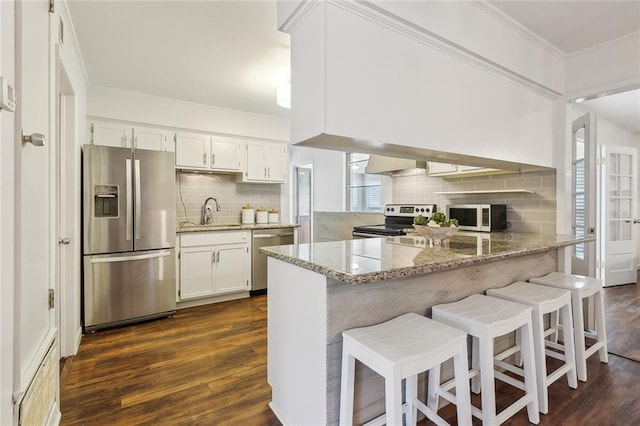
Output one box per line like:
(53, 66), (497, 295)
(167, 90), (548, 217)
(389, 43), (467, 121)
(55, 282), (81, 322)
(488, 0), (640, 55)
(67, 0), (291, 118)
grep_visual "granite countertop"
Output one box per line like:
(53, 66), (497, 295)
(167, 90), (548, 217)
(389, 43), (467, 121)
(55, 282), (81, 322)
(177, 222), (299, 233)
(259, 232), (596, 285)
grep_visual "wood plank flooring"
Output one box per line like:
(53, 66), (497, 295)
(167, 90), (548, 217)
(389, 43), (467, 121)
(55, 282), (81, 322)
(61, 285), (640, 425)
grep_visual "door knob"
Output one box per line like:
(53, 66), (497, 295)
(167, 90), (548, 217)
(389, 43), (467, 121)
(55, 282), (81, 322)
(58, 238), (70, 245)
(22, 131), (46, 146)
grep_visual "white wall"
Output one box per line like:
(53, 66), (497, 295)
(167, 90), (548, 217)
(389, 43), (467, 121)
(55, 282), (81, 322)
(88, 85), (290, 142)
(290, 146), (345, 212)
(58, 0), (89, 358)
(0, 1), (15, 423)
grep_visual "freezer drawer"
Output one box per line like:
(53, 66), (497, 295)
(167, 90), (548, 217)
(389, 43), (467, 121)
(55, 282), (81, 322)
(83, 249), (176, 331)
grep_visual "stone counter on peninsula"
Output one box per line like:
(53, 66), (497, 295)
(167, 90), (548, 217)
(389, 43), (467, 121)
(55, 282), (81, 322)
(262, 232), (594, 425)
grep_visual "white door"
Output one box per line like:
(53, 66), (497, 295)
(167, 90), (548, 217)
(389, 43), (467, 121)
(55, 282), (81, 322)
(16, 0), (59, 423)
(175, 132), (210, 169)
(56, 65), (79, 358)
(265, 144), (287, 182)
(247, 141), (268, 180)
(599, 145), (638, 286)
(571, 113), (596, 277)
(211, 136), (241, 171)
(214, 244), (249, 294)
(133, 125), (170, 151)
(90, 120), (131, 147)
(179, 246), (215, 299)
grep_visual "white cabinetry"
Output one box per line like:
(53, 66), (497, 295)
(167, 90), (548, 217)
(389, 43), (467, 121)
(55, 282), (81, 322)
(239, 140), (288, 183)
(178, 231), (250, 300)
(175, 132), (243, 172)
(428, 161), (504, 177)
(133, 125), (174, 152)
(175, 132), (210, 170)
(89, 120), (173, 151)
(89, 120), (130, 148)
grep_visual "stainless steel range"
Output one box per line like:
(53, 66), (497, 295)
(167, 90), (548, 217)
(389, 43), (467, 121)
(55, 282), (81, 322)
(352, 203), (437, 238)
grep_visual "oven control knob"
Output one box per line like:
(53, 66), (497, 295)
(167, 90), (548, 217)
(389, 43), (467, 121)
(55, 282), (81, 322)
(420, 208), (425, 212)
(390, 207), (395, 212)
(425, 208), (430, 213)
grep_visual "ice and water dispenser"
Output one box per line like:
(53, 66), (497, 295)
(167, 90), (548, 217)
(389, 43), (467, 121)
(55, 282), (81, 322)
(93, 185), (119, 218)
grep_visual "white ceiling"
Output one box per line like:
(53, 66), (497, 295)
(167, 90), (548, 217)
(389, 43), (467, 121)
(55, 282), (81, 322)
(67, 0), (291, 118)
(68, 1), (640, 130)
(488, 0), (640, 55)
(579, 90), (640, 133)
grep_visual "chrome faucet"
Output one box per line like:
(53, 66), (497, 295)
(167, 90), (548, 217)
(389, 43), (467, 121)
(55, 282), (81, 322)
(202, 197), (221, 224)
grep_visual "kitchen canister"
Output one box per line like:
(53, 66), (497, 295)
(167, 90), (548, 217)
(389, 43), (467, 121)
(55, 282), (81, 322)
(256, 208), (268, 224)
(268, 209), (280, 223)
(241, 205), (254, 224)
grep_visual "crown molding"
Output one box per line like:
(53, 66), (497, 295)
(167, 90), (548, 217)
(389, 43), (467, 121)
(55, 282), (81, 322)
(279, 0), (322, 34)
(470, 0), (567, 59)
(58, 0), (90, 84)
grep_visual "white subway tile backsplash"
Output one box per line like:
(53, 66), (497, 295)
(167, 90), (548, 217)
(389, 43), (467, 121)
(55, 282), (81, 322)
(392, 169), (557, 234)
(176, 171), (281, 226)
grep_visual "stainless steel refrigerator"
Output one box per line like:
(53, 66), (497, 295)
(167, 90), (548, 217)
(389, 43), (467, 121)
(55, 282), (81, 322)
(82, 145), (176, 332)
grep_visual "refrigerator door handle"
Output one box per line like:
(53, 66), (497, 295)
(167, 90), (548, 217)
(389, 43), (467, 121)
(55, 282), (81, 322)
(134, 159), (141, 240)
(89, 250), (173, 264)
(125, 159), (133, 241)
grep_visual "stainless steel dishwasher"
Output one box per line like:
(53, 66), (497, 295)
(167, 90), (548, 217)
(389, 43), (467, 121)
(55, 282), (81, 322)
(252, 228), (295, 294)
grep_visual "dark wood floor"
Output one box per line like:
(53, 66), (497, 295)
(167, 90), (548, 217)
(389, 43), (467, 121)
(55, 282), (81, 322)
(61, 284), (640, 425)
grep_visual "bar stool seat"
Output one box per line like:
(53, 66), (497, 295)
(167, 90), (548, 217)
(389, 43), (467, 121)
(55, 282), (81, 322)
(487, 281), (578, 414)
(529, 272), (608, 382)
(431, 294), (539, 425)
(339, 312), (472, 426)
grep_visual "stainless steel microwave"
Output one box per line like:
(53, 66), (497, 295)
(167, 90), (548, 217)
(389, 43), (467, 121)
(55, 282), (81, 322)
(446, 204), (507, 232)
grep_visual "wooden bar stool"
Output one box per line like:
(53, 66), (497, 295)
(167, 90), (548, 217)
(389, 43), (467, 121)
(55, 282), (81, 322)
(339, 312), (472, 426)
(487, 281), (578, 414)
(528, 272), (608, 382)
(431, 294), (540, 425)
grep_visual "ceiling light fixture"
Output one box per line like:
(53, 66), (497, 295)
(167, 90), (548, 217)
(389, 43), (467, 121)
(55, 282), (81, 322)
(276, 80), (291, 109)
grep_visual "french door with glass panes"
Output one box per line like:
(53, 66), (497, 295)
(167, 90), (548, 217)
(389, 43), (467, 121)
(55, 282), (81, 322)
(599, 145), (638, 286)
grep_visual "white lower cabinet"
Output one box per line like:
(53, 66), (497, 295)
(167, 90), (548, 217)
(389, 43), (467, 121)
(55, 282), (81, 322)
(178, 231), (250, 300)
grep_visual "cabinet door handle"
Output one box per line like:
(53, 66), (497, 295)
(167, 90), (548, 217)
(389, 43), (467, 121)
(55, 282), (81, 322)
(267, 167), (270, 178)
(216, 251), (220, 263)
(264, 167), (267, 178)
(211, 251), (216, 264)
(212, 153), (216, 166)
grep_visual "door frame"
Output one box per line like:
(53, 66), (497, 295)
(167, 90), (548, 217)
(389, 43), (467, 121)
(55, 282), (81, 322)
(56, 50), (80, 357)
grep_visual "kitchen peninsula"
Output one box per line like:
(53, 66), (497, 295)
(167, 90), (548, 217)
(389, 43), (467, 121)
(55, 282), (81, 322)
(261, 232), (595, 425)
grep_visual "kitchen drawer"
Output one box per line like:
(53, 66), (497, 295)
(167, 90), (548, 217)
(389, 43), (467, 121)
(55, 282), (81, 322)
(180, 230), (249, 247)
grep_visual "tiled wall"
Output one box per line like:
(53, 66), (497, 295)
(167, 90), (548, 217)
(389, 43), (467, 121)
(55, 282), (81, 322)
(176, 172), (281, 226)
(392, 169), (557, 234)
(313, 211), (385, 242)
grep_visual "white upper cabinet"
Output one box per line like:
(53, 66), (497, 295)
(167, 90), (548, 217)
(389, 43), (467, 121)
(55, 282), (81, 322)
(428, 161), (506, 177)
(240, 140), (288, 183)
(427, 162), (458, 175)
(210, 136), (242, 171)
(175, 132), (244, 172)
(175, 132), (210, 170)
(89, 120), (173, 152)
(133, 125), (174, 152)
(89, 120), (131, 148)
